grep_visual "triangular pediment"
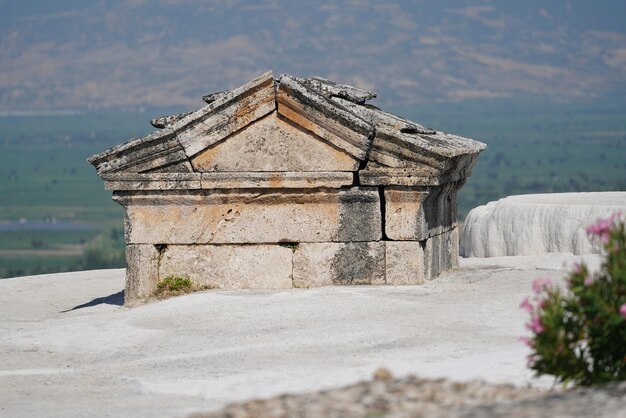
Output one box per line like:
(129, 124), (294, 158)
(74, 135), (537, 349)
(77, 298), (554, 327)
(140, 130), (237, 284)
(88, 70), (487, 188)
(190, 111), (360, 172)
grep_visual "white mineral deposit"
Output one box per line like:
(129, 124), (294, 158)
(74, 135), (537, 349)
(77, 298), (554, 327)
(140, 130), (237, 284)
(0, 253), (603, 418)
(461, 192), (626, 257)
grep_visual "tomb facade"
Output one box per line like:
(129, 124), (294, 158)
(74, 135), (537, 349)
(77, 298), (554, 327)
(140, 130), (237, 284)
(89, 71), (486, 303)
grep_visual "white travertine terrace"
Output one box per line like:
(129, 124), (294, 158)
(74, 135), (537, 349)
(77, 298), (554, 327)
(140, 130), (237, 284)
(461, 192), (626, 257)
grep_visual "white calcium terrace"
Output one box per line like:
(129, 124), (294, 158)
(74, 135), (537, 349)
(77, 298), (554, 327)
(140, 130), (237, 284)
(0, 253), (602, 418)
(461, 192), (626, 257)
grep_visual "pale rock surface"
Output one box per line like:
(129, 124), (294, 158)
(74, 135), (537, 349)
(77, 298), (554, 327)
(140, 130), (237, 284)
(461, 192), (626, 257)
(0, 254), (603, 418)
(197, 378), (626, 418)
(159, 245), (293, 289)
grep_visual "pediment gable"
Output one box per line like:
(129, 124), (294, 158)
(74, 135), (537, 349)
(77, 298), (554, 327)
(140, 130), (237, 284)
(190, 111), (360, 172)
(88, 70), (487, 188)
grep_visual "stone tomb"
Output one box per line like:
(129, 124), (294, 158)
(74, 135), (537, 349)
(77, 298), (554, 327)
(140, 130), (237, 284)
(89, 71), (486, 303)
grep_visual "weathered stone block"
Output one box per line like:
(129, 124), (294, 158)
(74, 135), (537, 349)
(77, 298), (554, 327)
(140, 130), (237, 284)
(423, 228), (459, 280)
(277, 76), (375, 161)
(87, 128), (190, 175)
(191, 112), (359, 172)
(384, 185), (458, 241)
(200, 171), (353, 189)
(146, 160), (194, 173)
(174, 71), (276, 157)
(385, 241), (425, 285)
(358, 156), (478, 187)
(103, 173), (202, 191)
(293, 242), (385, 287)
(115, 187), (382, 244)
(450, 227), (460, 270)
(125, 244), (160, 303)
(384, 187), (428, 241)
(158, 245), (293, 289)
(300, 76), (377, 104)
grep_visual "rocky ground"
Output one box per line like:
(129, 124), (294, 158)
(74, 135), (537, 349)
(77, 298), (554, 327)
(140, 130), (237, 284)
(196, 372), (626, 418)
(0, 254), (614, 417)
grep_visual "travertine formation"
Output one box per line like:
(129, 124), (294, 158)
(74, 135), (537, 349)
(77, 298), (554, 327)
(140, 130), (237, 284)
(462, 192), (626, 257)
(89, 71), (486, 303)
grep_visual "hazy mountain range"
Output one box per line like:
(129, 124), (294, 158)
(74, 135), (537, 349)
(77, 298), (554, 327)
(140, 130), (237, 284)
(1, 0), (626, 111)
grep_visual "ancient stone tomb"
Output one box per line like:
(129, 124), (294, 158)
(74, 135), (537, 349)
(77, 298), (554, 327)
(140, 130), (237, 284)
(89, 71), (486, 303)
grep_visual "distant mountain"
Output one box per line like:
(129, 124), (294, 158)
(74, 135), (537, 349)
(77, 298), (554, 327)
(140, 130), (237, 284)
(1, 0), (625, 110)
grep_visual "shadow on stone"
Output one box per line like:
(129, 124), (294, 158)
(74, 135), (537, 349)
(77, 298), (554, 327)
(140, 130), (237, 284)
(61, 290), (124, 312)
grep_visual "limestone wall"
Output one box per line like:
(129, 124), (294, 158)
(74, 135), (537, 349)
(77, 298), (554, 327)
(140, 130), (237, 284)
(125, 230), (460, 301)
(118, 184), (460, 302)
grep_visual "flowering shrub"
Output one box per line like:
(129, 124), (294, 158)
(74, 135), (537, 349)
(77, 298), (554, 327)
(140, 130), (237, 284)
(521, 212), (626, 386)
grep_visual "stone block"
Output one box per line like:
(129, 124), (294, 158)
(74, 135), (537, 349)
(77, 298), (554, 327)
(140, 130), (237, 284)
(423, 228), (459, 280)
(332, 97), (435, 134)
(125, 244), (160, 303)
(293, 242), (385, 287)
(87, 128), (189, 175)
(158, 245), (293, 289)
(358, 156), (477, 187)
(114, 187), (381, 244)
(103, 173), (202, 191)
(385, 241), (425, 285)
(384, 187), (428, 241)
(450, 227), (460, 270)
(174, 71), (276, 157)
(150, 111), (193, 129)
(277, 76), (374, 161)
(384, 185), (458, 241)
(145, 160), (194, 173)
(301, 77), (377, 104)
(191, 112), (359, 172)
(200, 171), (353, 189)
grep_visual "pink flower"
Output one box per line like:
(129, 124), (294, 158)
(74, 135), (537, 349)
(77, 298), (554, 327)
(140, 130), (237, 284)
(619, 304), (626, 319)
(573, 263), (581, 274)
(519, 336), (533, 347)
(526, 316), (544, 334)
(532, 278), (553, 294)
(520, 297), (533, 313)
(584, 276), (594, 286)
(586, 212), (622, 243)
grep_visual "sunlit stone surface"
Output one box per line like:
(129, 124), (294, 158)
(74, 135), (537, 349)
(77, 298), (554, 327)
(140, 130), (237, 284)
(89, 71), (486, 303)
